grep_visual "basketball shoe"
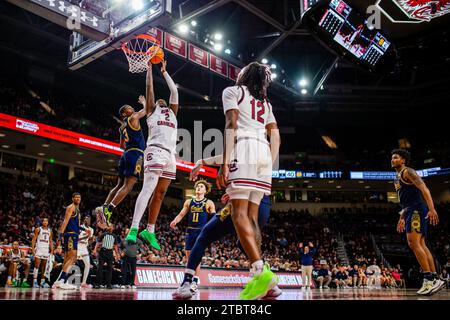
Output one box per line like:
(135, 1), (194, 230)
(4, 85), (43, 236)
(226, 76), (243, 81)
(239, 264), (278, 300)
(172, 282), (193, 300)
(125, 227), (138, 243)
(139, 229), (161, 250)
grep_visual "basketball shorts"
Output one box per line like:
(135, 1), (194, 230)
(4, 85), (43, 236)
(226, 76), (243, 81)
(35, 247), (50, 259)
(226, 137), (272, 195)
(404, 203), (428, 238)
(77, 244), (89, 258)
(185, 228), (202, 251)
(118, 149), (144, 179)
(63, 233), (79, 252)
(143, 145), (177, 180)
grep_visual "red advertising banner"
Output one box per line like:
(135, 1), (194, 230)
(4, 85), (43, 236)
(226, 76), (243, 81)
(0, 113), (218, 179)
(164, 33), (187, 58)
(135, 265), (306, 288)
(0, 245), (30, 255)
(188, 44), (209, 68)
(228, 64), (241, 81)
(147, 27), (164, 45)
(210, 54), (228, 77)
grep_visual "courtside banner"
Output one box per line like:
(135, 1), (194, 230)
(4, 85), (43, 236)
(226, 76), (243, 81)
(135, 265), (304, 288)
(0, 113), (218, 178)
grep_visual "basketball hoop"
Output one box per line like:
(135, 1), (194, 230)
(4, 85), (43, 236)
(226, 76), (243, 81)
(121, 34), (160, 73)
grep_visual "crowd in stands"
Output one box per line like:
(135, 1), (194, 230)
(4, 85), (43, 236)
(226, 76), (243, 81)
(2, 170), (450, 289)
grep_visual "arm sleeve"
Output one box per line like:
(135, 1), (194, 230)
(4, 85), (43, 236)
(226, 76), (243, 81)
(222, 86), (240, 113)
(163, 72), (178, 105)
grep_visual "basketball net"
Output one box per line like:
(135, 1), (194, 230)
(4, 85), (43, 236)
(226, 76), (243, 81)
(122, 34), (160, 73)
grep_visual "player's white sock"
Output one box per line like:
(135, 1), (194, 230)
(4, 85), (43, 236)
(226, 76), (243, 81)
(131, 172), (160, 229)
(251, 260), (264, 276)
(7, 276), (12, 282)
(82, 256), (90, 284)
(33, 268), (39, 281)
(147, 224), (155, 233)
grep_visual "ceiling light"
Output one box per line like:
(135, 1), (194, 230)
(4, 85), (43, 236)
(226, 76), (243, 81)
(301, 89), (308, 95)
(76, 161), (82, 164)
(77, 151), (84, 155)
(224, 48), (231, 54)
(131, 0), (144, 11)
(42, 144), (50, 148)
(38, 153), (45, 156)
(213, 43), (223, 51)
(261, 58), (268, 64)
(2, 145), (10, 148)
(107, 159), (115, 163)
(0, 133), (5, 137)
(271, 64), (277, 69)
(178, 24), (189, 34)
(213, 33), (223, 41)
(271, 73), (277, 80)
(191, 20), (197, 27)
(299, 79), (308, 87)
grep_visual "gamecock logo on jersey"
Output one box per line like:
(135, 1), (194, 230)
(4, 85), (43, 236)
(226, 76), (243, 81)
(395, 0), (450, 21)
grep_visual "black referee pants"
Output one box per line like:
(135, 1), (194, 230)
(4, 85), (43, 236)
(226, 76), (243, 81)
(121, 256), (137, 286)
(97, 249), (113, 286)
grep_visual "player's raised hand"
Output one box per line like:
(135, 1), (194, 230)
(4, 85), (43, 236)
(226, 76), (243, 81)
(169, 220), (177, 229)
(396, 218), (405, 233)
(426, 209), (439, 226)
(138, 95), (146, 106)
(189, 160), (202, 181)
(161, 60), (167, 73)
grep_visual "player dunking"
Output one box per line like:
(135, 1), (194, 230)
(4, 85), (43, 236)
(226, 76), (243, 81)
(126, 60), (179, 249)
(96, 68), (153, 227)
(217, 62), (280, 300)
(53, 192), (81, 290)
(31, 217), (54, 288)
(170, 180), (216, 294)
(391, 149), (446, 295)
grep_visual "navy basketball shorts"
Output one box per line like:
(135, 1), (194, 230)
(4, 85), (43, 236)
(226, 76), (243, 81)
(118, 150), (144, 179)
(63, 233), (79, 252)
(404, 204), (428, 238)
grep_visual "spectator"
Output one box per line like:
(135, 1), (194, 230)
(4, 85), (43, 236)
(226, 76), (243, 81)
(120, 228), (143, 289)
(316, 262), (332, 289)
(299, 242), (316, 289)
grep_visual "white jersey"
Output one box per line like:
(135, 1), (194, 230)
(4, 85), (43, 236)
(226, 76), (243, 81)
(146, 107), (178, 154)
(222, 85), (276, 140)
(36, 227), (51, 251)
(78, 226), (94, 251)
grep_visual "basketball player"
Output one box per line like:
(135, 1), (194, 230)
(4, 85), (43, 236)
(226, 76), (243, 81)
(216, 62), (280, 300)
(77, 216), (94, 288)
(5, 241), (31, 288)
(97, 66), (154, 226)
(169, 180), (216, 293)
(391, 149), (446, 295)
(173, 154), (281, 299)
(31, 217), (54, 288)
(53, 192), (81, 290)
(126, 60), (179, 250)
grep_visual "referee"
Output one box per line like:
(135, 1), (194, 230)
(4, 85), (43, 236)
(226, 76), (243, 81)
(93, 224), (120, 289)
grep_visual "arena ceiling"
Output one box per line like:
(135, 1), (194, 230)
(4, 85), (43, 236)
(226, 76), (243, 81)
(1, 0), (449, 116)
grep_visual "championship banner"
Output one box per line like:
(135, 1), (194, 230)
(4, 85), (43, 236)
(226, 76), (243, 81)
(164, 32), (187, 58)
(135, 265), (306, 288)
(0, 113), (217, 178)
(210, 54), (229, 77)
(228, 64), (241, 81)
(147, 27), (164, 45)
(188, 44), (209, 68)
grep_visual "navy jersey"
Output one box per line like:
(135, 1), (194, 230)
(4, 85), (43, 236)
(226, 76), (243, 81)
(187, 197), (209, 229)
(120, 117), (145, 152)
(65, 206), (80, 234)
(394, 167), (424, 209)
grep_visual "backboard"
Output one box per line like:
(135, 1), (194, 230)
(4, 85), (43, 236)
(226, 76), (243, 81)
(67, 0), (172, 70)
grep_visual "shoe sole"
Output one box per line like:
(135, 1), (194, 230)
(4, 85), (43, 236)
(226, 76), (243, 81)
(172, 293), (193, 300)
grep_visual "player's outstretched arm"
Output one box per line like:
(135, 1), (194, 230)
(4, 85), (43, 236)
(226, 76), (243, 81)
(146, 63), (156, 115)
(170, 199), (191, 229)
(404, 168), (439, 225)
(161, 60), (179, 116)
(190, 154), (224, 181)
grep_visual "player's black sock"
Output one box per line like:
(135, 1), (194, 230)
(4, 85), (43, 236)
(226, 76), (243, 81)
(182, 273), (193, 285)
(423, 272), (433, 281)
(59, 271), (68, 283)
(193, 276), (199, 284)
(107, 204), (115, 213)
(432, 272), (439, 280)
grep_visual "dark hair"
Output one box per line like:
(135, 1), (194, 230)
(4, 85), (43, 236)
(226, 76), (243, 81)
(72, 192), (81, 198)
(391, 149), (411, 165)
(119, 105), (131, 118)
(236, 62), (271, 101)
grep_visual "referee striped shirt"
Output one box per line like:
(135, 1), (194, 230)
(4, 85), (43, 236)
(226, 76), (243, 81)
(98, 232), (118, 250)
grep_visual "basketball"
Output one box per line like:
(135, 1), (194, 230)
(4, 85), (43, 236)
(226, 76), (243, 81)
(149, 46), (164, 64)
